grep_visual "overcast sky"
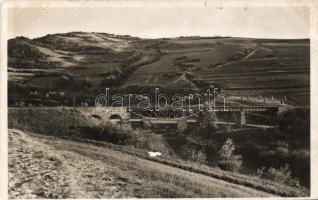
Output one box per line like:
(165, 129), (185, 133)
(8, 6), (309, 39)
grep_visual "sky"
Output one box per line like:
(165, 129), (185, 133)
(8, 6), (309, 39)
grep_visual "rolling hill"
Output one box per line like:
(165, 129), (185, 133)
(8, 32), (310, 107)
(7, 33), (311, 198)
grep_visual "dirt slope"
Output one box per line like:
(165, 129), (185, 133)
(8, 129), (275, 198)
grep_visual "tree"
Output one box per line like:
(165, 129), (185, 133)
(195, 106), (218, 131)
(218, 138), (242, 171)
(177, 118), (187, 134)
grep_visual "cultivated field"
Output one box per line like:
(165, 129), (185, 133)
(8, 33), (309, 107)
(7, 32), (310, 198)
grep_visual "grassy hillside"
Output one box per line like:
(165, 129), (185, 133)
(9, 129), (277, 198)
(8, 33), (310, 107)
(8, 108), (94, 135)
(8, 108), (309, 197)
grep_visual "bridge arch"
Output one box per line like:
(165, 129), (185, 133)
(90, 107), (130, 123)
(109, 114), (123, 124)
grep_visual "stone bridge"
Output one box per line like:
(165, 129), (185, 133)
(89, 105), (279, 127)
(90, 107), (130, 123)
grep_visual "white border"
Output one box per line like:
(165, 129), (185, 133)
(0, 1), (8, 200)
(1, 0), (317, 200)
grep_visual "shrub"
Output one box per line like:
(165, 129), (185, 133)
(291, 149), (310, 159)
(218, 138), (242, 171)
(290, 149), (310, 187)
(180, 148), (207, 164)
(191, 150), (207, 164)
(275, 146), (289, 156)
(78, 124), (137, 145)
(256, 164), (300, 187)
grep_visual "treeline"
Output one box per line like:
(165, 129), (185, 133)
(8, 37), (54, 69)
(208, 48), (254, 68)
(100, 51), (157, 87)
(207, 108), (310, 187)
(33, 35), (110, 53)
(8, 37), (45, 60)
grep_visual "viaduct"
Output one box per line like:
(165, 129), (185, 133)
(90, 105), (279, 127)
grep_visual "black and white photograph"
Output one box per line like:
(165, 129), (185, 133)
(1, 0), (317, 199)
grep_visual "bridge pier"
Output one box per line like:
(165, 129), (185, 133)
(239, 111), (246, 126)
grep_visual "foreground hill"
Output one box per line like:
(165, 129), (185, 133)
(9, 129), (277, 198)
(8, 32), (310, 106)
(8, 108), (309, 197)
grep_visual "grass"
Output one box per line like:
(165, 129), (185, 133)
(8, 108), (94, 135)
(24, 131), (274, 198)
(8, 108), (309, 197)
